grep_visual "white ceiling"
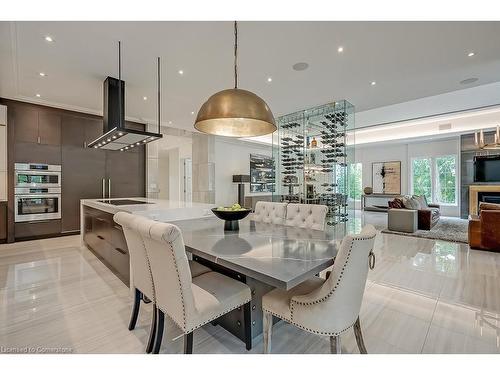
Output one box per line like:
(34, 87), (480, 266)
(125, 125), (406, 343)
(1, 21), (500, 132)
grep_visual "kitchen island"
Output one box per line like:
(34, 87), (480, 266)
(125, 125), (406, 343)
(80, 198), (215, 285)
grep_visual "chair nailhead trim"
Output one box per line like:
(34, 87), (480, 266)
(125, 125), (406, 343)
(262, 307), (355, 336)
(160, 298), (252, 334)
(264, 234), (375, 336)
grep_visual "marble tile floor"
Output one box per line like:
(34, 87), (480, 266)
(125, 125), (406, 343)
(0, 212), (499, 354)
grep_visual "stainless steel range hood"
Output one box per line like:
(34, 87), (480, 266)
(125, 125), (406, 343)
(87, 42), (162, 151)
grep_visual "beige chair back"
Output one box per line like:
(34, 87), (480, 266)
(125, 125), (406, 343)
(252, 201), (287, 225)
(114, 212), (154, 300)
(285, 203), (328, 230)
(135, 218), (195, 332)
(290, 225), (377, 335)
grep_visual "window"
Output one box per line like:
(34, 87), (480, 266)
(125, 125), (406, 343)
(412, 158), (432, 202)
(336, 163), (362, 200)
(411, 155), (457, 205)
(348, 163), (363, 200)
(435, 155), (457, 204)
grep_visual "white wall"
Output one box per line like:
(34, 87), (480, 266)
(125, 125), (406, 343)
(214, 138), (273, 206)
(0, 105), (7, 201)
(157, 152), (169, 200)
(354, 137), (461, 216)
(146, 124), (193, 200)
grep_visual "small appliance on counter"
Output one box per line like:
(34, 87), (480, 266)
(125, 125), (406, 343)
(14, 163), (61, 223)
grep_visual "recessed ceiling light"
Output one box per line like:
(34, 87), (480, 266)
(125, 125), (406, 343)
(178, 70), (184, 75)
(44, 36), (53, 42)
(191, 111), (195, 115)
(467, 52), (475, 57)
(337, 46), (344, 53)
(143, 96), (147, 101)
(39, 72), (46, 77)
(35, 93), (41, 97)
(168, 121), (172, 124)
(292, 62), (309, 71)
(370, 81), (376, 86)
(460, 77), (478, 85)
(267, 77), (272, 82)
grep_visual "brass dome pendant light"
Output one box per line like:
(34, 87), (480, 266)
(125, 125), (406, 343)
(194, 21), (276, 137)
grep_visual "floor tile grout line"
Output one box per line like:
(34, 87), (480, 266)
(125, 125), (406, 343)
(420, 276), (445, 354)
(420, 298), (439, 354)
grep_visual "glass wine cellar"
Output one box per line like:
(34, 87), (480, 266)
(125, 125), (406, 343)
(272, 100), (355, 226)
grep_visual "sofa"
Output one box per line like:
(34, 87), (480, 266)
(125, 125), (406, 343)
(387, 195), (441, 232)
(468, 202), (500, 252)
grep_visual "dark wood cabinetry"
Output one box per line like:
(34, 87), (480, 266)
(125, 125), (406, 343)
(60, 115), (145, 233)
(105, 149), (145, 199)
(14, 220), (62, 240)
(83, 205), (130, 285)
(38, 112), (62, 145)
(0, 201), (6, 242)
(14, 107), (39, 143)
(13, 106), (61, 145)
(61, 115), (107, 233)
(1, 98), (146, 241)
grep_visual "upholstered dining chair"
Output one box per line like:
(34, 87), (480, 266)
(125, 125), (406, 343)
(285, 203), (328, 230)
(113, 212), (211, 353)
(261, 225), (377, 354)
(134, 216), (253, 354)
(251, 201), (288, 224)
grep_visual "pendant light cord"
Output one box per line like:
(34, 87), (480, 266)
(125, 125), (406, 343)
(234, 21), (238, 89)
(157, 57), (160, 134)
(118, 40), (122, 128)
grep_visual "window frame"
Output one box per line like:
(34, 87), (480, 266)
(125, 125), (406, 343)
(410, 157), (433, 203)
(410, 154), (458, 207)
(434, 154), (458, 206)
(346, 162), (363, 202)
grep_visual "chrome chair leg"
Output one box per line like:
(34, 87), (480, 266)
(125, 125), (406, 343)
(330, 335), (341, 354)
(353, 316), (367, 354)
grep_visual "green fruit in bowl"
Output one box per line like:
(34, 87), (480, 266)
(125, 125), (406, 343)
(231, 203), (242, 211)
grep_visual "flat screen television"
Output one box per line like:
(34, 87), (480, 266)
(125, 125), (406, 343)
(474, 155), (500, 182)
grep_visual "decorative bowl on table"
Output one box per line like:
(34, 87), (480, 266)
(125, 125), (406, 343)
(211, 204), (251, 231)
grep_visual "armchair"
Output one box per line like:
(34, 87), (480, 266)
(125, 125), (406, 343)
(468, 206), (500, 252)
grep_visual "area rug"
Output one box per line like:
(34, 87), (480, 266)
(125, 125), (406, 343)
(381, 217), (469, 243)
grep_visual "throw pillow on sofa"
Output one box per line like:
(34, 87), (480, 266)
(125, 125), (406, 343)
(402, 195), (420, 209)
(413, 195), (429, 209)
(388, 198), (405, 209)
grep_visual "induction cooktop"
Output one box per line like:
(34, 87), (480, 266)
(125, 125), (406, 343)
(98, 199), (154, 206)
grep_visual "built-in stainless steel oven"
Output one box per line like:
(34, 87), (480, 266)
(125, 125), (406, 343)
(15, 163), (61, 188)
(14, 163), (62, 223)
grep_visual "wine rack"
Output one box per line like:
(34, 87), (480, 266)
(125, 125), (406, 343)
(272, 101), (355, 226)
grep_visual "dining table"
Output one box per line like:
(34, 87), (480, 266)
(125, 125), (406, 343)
(175, 216), (339, 345)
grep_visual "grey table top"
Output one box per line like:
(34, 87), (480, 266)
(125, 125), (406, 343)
(176, 217), (338, 290)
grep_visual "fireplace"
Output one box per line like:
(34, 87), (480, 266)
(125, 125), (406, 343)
(478, 191), (500, 205)
(469, 185), (500, 216)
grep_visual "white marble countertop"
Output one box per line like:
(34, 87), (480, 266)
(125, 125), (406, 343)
(81, 197), (215, 222)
